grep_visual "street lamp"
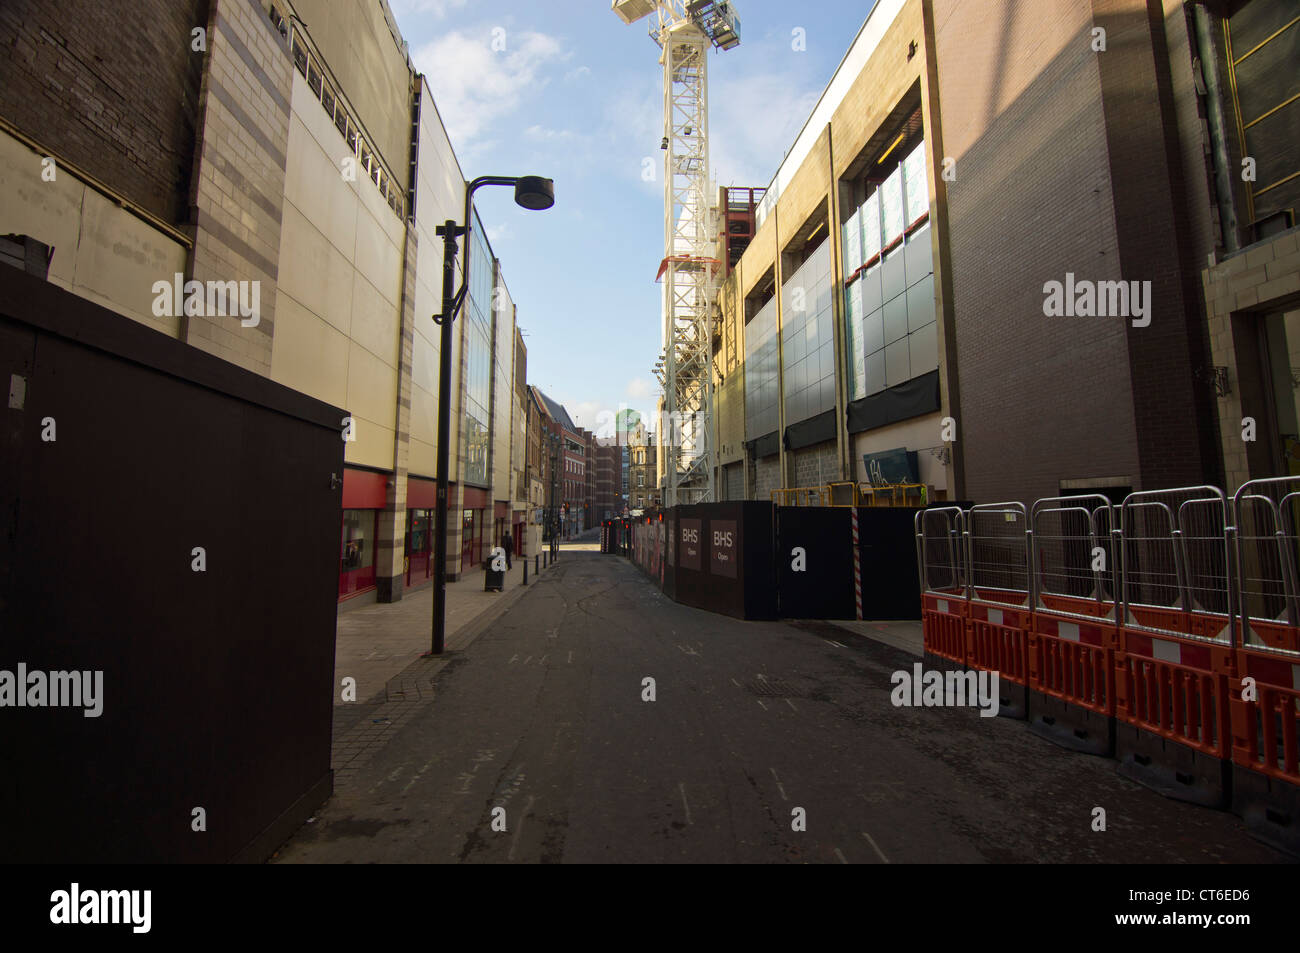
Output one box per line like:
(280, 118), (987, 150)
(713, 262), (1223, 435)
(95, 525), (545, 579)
(430, 174), (554, 656)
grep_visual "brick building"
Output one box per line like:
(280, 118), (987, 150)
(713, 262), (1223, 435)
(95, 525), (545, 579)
(594, 440), (621, 523)
(628, 421), (659, 511)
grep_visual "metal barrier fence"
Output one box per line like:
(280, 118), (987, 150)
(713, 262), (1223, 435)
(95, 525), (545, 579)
(1230, 477), (1300, 827)
(915, 483), (1300, 854)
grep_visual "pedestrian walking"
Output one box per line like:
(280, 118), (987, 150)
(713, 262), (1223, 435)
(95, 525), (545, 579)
(501, 528), (514, 570)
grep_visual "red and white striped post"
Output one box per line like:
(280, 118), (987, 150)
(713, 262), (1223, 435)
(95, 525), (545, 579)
(851, 507), (863, 620)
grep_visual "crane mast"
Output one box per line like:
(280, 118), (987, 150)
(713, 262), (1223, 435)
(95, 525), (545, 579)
(612, 0), (740, 507)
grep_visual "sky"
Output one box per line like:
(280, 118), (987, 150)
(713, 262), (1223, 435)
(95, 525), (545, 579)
(389, 0), (875, 436)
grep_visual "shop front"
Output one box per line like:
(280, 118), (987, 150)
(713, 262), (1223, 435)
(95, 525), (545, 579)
(405, 477), (437, 589)
(462, 486), (489, 570)
(340, 468), (387, 600)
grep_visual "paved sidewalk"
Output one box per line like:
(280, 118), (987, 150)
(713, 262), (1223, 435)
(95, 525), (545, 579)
(335, 546), (583, 708)
(325, 531), (602, 790)
(829, 619), (923, 656)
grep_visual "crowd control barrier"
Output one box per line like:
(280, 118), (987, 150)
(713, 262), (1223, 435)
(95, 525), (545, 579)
(915, 482), (1300, 854)
(1027, 495), (1120, 754)
(1115, 486), (1234, 808)
(1230, 477), (1300, 854)
(916, 506), (969, 673)
(965, 502), (1032, 719)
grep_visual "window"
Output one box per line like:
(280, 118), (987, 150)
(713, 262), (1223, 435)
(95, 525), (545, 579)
(844, 137), (936, 403)
(341, 510), (374, 573)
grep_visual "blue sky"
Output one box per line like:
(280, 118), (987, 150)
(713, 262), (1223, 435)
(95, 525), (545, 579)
(390, 0), (874, 435)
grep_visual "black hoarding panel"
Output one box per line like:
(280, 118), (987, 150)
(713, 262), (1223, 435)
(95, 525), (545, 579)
(0, 268), (342, 863)
(776, 507), (855, 618)
(666, 502), (775, 620)
(857, 506), (928, 620)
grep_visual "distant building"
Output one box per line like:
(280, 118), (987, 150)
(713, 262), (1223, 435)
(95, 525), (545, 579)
(628, 421), (659, 511)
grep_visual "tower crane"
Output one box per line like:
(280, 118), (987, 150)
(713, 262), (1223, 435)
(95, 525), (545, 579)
(612, 0), (741, 507)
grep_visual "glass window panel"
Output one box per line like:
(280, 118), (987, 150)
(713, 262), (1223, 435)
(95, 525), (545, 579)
(843, 207), (862, 275)
(341, 510), (374, 571)
(885, 338), (910, 387)
(903, 141), (928, 226)
(861, 192), (881, 264)
(881, 166), (905, 247)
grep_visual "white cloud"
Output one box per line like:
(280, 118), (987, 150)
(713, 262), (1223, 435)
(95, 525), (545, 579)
(565, 65), (592, 82)
(567, 401), (604, 431)
(486, 222), (514, 243)
(626, 377), (653, 400)
(524, 125), (575, 142)
(411, 29), (566, 151)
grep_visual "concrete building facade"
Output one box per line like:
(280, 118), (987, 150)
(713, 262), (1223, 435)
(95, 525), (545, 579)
(0, 0), (545, 602)
(711, 0), (1299, 505)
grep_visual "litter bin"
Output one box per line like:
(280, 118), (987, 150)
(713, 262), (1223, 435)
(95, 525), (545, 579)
(484, 546), (506, 592)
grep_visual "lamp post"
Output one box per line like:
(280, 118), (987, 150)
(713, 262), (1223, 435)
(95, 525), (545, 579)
(430, 175), (554, 656)
(547, 430), (560, 552)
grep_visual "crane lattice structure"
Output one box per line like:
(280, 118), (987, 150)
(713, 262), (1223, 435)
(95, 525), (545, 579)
(612, 0), (740, 507)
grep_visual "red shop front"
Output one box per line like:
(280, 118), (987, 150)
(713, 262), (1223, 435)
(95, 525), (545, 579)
(406, 477), (437, 588)
(340, 468), (387, 601)
(462, 486), (488, 570)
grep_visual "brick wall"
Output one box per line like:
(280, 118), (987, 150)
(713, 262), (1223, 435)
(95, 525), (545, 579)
(787, 440), (839, 488)
(933, 0), (1141, 505)
(0, 0), (207, 224)
(1091, 0), (1217, 490)
(753, 455), (782, 500)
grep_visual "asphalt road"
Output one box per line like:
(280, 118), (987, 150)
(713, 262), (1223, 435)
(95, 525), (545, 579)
(274, 547), (1285, 863)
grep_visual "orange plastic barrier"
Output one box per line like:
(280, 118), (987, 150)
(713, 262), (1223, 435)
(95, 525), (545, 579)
(1029, 608), (1119, 717)
(921, 591), (967, 669)
(1231, 649), (1300, 783)
(1114, 628), (1235, 807)
(967, 600), (1029, 717)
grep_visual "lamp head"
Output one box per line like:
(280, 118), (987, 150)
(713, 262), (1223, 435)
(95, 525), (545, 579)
(514, 176), (555, 211)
